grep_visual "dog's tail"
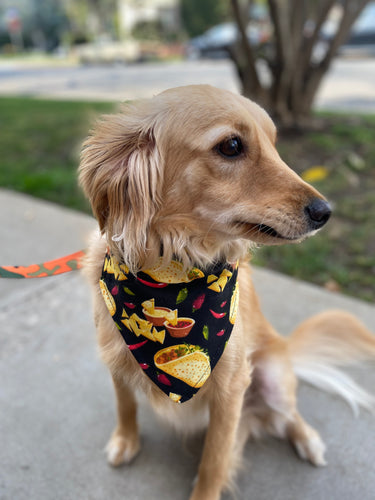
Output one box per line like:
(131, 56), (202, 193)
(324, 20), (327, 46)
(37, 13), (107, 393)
(287, 310), (375, 415)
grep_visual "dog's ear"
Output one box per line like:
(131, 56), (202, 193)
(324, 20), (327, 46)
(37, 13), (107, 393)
(79, 104), (163, 271)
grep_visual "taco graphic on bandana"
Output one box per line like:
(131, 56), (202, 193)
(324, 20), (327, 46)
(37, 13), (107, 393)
(229, 281), (239, 325)
(99, 279), (116, 316)
(143, 259), (204, 283)
(154, 344), (211, 388)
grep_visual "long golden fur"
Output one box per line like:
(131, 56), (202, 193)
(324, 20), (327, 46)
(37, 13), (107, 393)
(79, 85), (375, 500)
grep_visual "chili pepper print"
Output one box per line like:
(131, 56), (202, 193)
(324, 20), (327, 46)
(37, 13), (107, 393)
(192, 293), (205, 312)
(157, 373), (172, 386)
(176, 287), (188, 304)
(124, 302), (136, 309)
(220, 301), (227, 308)
(203, 325), (209, 340)
(127, 340), (148, 350)
(139, 363), (149, 370)
(137, 277), (168, 288)
(111, 285), (119, 296)
(216, 329), (225, 337)
(123, 286), (135, 296)
(209, 309), (227, 319)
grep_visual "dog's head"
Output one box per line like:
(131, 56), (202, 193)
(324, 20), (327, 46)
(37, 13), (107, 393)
(79, 85), (331, 271)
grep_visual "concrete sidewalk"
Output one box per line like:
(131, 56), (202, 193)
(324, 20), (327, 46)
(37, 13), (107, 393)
(1, 188), (375, 500)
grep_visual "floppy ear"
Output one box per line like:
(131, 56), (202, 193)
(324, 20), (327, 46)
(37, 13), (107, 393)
(79, 105), (163, 272)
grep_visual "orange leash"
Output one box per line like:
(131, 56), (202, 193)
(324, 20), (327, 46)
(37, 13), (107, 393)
(0, 250), (86, 279)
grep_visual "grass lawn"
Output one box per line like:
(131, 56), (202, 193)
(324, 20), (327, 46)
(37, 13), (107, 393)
(0, 97), (374, 302)
(255, 115), (375, 302)
(0, 97), (115, 211)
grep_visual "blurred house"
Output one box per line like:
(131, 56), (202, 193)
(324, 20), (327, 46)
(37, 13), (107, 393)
(76, 0), (181, 64)
(118, 0), (180, 39)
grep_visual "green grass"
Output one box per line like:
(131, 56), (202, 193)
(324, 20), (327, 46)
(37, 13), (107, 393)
(253, 113), (375, 302)
(1, 98), (374, 302)
(0, 97), (115, 211)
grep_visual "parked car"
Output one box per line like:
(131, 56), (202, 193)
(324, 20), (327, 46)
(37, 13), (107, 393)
(186, 21), (270, 60)
(187, 2), (375, 61)
(76, 38), (140, 65)
(321, 1), (375, 56)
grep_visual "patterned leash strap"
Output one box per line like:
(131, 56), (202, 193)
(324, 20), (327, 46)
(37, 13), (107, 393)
(0, 250), (86, 279)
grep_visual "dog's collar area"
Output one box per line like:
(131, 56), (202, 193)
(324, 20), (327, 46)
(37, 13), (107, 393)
(112, 247), (235, 277)
(100, 251), (239, 404)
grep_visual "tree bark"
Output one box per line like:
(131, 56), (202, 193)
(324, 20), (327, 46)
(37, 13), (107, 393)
(302, 0), (371, 117)
(230, 0), (372, 130)
(230, 0), (262, 97)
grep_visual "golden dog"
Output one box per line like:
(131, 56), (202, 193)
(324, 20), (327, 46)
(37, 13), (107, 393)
(79, 85), (375, 500)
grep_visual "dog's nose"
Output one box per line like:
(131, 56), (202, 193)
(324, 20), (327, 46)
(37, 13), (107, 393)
(305, 198), (332, 230)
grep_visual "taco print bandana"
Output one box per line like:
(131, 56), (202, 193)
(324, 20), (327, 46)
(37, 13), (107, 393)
(100, 251), (239, 403)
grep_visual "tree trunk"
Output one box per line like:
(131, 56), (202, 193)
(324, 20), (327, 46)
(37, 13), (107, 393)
(230, 0), (371, 130)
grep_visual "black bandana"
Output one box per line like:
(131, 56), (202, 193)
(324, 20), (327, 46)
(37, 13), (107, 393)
(100, 251), (239, 403)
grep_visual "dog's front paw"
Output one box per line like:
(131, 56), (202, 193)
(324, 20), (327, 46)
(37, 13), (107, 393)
(293, 428), (327, 466)
(105, 433), (140, 466)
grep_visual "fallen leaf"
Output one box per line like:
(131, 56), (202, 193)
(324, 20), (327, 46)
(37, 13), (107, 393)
(301, 166), (329, 183)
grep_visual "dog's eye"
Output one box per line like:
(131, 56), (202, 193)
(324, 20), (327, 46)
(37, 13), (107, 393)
(216, 137), (243, 158)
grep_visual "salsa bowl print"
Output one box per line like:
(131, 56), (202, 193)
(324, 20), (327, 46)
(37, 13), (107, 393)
(142, 306), (172, 327)
(164, 317), (195, 338)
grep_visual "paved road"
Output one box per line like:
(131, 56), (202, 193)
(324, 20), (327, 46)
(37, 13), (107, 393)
(0, 59), (239, 101)
(0, 57), (374, 112)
